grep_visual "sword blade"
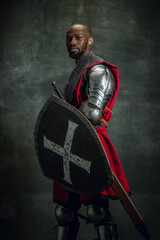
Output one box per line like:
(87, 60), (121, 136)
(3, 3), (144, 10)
(111, 173), (150, 240)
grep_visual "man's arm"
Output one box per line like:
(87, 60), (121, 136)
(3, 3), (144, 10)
(79, 64), (115, 123)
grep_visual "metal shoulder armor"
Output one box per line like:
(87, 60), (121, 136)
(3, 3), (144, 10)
(79, 64), (115, 123)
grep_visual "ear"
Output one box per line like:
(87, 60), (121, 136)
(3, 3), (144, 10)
(88, 37), (94, 46)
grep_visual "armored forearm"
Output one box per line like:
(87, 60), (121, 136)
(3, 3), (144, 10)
(79, 64), (115, 123)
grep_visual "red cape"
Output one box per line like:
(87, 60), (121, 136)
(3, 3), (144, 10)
(53, 61), (130, 202)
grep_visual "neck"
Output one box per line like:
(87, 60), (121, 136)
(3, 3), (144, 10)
(75, 50), (92, 64)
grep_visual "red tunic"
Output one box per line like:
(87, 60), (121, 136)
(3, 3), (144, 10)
(53, 61), (130, 202)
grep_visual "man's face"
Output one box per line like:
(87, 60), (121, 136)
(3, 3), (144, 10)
(66, 25), (92, 59)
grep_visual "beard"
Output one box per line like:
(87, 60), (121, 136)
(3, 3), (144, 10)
(68, 40), (88, 59)
(68, 48), (83, 59)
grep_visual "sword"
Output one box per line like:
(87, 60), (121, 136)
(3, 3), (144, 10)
(52, 81), (66, 101)
(52, 82), (150, 240)
(112, 173), (150, 240)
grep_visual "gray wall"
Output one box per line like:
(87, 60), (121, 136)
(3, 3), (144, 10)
(0, 0), (159, 239)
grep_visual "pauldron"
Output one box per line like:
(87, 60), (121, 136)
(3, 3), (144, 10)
(79, 64), (115, 123)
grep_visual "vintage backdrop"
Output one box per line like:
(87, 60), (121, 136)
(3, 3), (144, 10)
(0, 0), (159, 239)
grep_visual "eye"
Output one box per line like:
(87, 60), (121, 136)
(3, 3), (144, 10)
(66, 36), (72, 42)
(76, 36), (82, 40)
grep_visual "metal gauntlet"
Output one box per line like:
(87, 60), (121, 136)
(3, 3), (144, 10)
(79, 65), (115, 123)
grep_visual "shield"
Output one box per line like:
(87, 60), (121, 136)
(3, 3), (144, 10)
(34, 94), (113, 195)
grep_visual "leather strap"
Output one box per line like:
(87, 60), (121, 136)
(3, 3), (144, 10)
(105, 106), (113, 115)
(100, 118), (108, 128)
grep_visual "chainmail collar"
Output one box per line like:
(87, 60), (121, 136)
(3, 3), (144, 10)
(65, 51), (103, 103)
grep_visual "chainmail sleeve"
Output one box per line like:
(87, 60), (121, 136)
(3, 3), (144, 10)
(79, 64), (115, 123)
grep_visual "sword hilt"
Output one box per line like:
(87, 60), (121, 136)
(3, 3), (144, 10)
(52, 81), (66, 101)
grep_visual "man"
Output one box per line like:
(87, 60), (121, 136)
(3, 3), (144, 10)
(53, 24), (130, 240)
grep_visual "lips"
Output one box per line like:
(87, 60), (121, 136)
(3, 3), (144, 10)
(69, 47), (79, 52)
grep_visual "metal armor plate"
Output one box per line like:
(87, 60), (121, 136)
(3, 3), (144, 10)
(34, 94), (113, 195)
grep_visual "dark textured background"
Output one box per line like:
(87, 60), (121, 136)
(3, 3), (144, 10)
(0, 0), (159, 239)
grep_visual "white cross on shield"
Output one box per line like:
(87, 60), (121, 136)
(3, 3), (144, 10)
(44, 120), (92, 185)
